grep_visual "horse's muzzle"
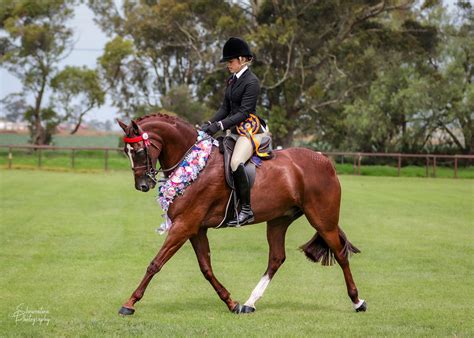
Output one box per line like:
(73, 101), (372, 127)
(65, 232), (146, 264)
(135, 177), (155, 192)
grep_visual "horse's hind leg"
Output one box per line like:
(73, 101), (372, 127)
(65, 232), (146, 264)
(189, 228), (240, 312)
(239, 215), (293, 314)
(303, 205), (366, 312)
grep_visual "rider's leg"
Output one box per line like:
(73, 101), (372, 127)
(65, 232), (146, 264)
(228, 136), (254, 226)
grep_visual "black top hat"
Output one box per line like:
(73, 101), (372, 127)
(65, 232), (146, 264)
(220, 37), (253, 63)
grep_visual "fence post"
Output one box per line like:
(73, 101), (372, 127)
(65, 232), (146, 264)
(358, 154), (362, 175)
(432, 156), (436, 178)
(104, 149), (109, 171)
(38, 148), (42, 168)
(397, 154), (401, 177)
(71, 149), (75, 169)
(425, 156), (429, 177)
(454, 156), (458, 179)
(353, 156), (357, 175)
(8, 146), (13, 169)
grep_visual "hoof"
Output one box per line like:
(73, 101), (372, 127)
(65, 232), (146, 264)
(355, 300), (367, 312)
(231, 303), (242, 314)
(118, 306), (135, 316)
(240, 305), (256, 314)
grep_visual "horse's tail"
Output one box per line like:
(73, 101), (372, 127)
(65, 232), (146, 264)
(299, 228), (360, 266)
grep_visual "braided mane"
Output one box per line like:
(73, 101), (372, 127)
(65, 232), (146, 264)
(135, 112), (193, 128)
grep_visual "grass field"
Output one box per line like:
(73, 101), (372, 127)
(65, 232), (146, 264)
(0, 170), (473, 337)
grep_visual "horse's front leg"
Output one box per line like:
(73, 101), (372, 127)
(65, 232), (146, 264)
(190, 228), (240, 313)
(118, 222), (195, 315)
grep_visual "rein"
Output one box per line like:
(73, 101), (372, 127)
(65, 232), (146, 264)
(123, 131), (212, 182)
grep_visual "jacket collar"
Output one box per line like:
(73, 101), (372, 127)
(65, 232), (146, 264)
(235, 65), (248, 79)
(231, 68), (250, 91)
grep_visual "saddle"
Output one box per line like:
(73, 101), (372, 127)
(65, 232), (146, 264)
(216, 134), (274, 228)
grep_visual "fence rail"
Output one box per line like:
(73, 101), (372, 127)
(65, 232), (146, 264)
(1, 144), (473, 178)
(0, 144), (122, 172)
(322, 151), (474, 178)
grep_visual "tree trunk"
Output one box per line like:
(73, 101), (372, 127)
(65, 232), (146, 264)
(31, 72), (48, 145)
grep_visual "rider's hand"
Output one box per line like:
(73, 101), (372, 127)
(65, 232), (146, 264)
(202, 122), (220, 136)
(199, 121), (211, 130)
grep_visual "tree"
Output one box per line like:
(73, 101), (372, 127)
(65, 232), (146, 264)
(341, 1), (473, 154)
(247, 0), (442, 147)
(90, 0), (468, 153)
(91, 0), (247, 120)
(0, 0), (75, 144)
(428, 1), (473, 153)
(160, 85), (211, 124)
(50, 66), (105, 134)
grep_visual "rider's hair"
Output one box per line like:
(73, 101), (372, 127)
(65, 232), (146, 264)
(238, 56), (253, 66)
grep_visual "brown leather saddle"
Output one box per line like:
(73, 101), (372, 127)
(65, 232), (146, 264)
(216, 134), (274, 228)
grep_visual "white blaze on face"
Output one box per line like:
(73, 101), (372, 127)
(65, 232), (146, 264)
(126, 144), (135, 168)
(244, 274), (271, 309)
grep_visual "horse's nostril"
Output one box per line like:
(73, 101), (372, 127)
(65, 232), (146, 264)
(140, 184), (149, 192)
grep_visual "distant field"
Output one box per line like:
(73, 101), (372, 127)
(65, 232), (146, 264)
(0, 133), (121, 148)
(0, 171), (473, 336)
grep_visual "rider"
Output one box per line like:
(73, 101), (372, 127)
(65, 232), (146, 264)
(201, 37), (269, 227)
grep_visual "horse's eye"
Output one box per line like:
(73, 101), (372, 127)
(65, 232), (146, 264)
(135, 148), (146, 160)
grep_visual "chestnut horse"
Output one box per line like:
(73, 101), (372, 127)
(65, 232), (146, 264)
(117, 113), (366, 315)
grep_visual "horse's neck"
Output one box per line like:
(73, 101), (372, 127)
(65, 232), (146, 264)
(148, 120), (197, 172)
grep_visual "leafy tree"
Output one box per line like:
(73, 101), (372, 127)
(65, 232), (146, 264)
(428, 0), (473, 153)
(160, 85), (211, 124)
(90, 0), (469, 153)
(91, 0), (247, 120)
(50, 66), (105, 134)
(0, 0), (75, 144)
(248, 0), (441, 147)
(341, 1), (473, 154)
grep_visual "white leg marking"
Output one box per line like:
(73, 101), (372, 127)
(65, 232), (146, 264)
(244, 274), (271, 309)
(353, 299), (365, 310)
(126, 144), (134, 168)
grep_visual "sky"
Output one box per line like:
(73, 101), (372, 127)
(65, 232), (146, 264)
(0, 0), (461, 124)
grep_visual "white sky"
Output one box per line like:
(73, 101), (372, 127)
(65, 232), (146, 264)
(0, 0), (461, 123)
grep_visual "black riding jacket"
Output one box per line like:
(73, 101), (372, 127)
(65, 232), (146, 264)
(210, 68), (264, 133)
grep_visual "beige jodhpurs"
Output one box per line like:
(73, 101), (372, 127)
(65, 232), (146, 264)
(229, 131), (269, 172)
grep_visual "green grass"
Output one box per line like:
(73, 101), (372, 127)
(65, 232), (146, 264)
(0, 171), (473, 337)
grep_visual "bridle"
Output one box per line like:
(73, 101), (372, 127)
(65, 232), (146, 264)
(123, 132), (160, 183)
(123, 130), (213, 183)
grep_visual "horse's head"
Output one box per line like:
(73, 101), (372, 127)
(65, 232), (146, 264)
(118, 119), (162, 192)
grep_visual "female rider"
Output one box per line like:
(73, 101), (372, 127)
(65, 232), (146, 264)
(202, 37), (269, 227)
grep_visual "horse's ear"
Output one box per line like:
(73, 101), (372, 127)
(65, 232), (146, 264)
(116, 119), (128, 133)
(131, 120), (143, 134)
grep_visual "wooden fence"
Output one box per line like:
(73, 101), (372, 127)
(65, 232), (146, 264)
(1, 144), (473, 178)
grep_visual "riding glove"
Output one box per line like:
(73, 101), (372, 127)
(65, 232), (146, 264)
(202, 122), (220, 136)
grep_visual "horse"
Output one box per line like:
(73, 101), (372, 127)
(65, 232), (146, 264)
(116, 113), (367, 315)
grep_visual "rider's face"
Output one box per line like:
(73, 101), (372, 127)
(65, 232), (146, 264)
(226, 58), (245, 74)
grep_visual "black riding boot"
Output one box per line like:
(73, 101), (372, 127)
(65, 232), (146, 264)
(228, 163), (254, 227)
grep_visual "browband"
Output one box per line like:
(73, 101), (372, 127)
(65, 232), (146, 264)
(124, 133), (151, 147)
